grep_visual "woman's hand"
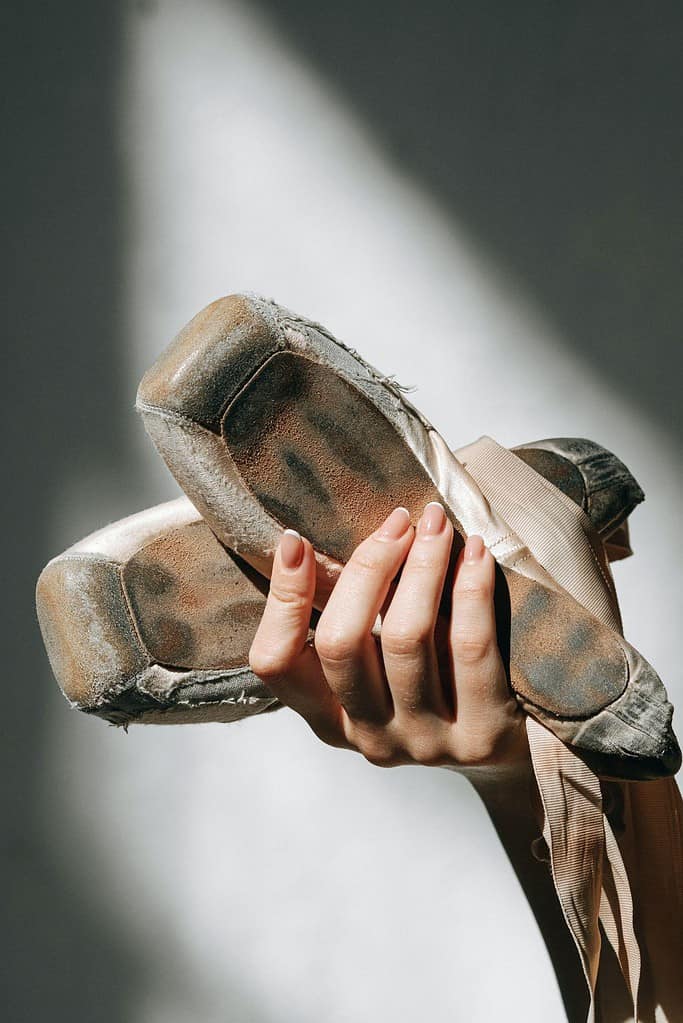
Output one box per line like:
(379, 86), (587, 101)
(248, 504), (529, 771)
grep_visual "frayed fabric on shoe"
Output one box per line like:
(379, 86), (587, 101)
(36, 498), (279, 725)
(137, 294), (680, 780)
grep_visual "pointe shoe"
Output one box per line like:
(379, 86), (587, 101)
(511, 437), (643, 562)
(37, 437), (644, 729)
(135, 294), (680, 780)
(36, 500), (278, 726)
(455, 435), (643, 561)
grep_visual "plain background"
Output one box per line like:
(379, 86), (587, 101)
(3, 2), (682, 1020)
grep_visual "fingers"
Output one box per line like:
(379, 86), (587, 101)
(314, 507), (414, 723)
(449, 535), (511, 721)
(380, 502), (453, 718)
(249, 530), (344, 746)
(251, 530), (315, 665)
(251, 523), (525, 771)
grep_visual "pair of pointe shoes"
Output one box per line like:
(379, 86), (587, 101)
(36, 295), (680, 780)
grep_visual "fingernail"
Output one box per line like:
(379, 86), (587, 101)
(418, 501), (446, 536)
(377, 506), (411, 540)
(281, 529), (304, 569)
(464, 535), (485, 563)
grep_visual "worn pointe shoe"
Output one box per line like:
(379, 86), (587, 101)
(511, 437), (643, 562)
(36, 500), (278, 725)
(136, 295), (680, 779)
(454, 435), (643, 561)
(36, 438), (642, 727)
(37, 436), (643, 727)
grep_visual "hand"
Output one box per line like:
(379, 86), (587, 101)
(248, 504), (528, 771)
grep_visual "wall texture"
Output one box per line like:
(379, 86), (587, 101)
(3, 2), (681, 1020)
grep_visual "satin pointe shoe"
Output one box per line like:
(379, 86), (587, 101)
(511, 437), (643, 562)
(136, 294), (680, 779)
(36, 499), (278, 725)
(36, 437), (643, 727)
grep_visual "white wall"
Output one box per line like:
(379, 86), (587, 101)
(43, 2), (681, 1020)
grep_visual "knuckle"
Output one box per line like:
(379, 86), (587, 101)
(453, 633), (492, 665)
(314, 626), (361, 664)
(349, 545), (385, 576)
(268, 582), (310, 612)
(396, 726), (446, 765)
(346, 725), (401, 768)
(452, 731), (502, 768)
(408, 739), (446, 767)
(248, 643), (290, 682)
(381, 623), (431, 658)
(360, 741), (402, 769)
(407, 546), (444, 573)
(455, 576), (491, 600)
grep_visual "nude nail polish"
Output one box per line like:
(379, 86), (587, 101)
(418, 501), (446, 536)
(281, 528), (304, 568)
(377, 507), (411, 540)
(464, 534), (485, 563)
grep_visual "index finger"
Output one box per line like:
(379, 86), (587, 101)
(249, 530), (344, 746)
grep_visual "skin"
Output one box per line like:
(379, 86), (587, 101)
(246, 493), (678, 1014)
(249, 502), (590, 1022)
(248, 503), (529, 771)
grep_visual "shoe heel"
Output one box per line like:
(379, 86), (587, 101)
(513, 437), (645, 542)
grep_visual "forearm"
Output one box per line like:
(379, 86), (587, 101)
(454, 761), (590, 1023)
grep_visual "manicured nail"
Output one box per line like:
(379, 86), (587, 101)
(377, 506), (411, 540)
(418, 501), (446, 536)
(464, 534), (485, 563)
(281, 529), (304, 569)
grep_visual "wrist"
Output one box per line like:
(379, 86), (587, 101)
(441, 738), (543, 830)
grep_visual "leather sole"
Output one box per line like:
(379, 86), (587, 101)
(136, 295), (680, 779)
(36, 499), (277, 725)
(36, 438), (643, 731)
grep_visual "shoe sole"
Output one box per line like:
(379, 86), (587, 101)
(137, 295), (680, 779)
(36, 499), (277, 725)
(38, 440), (639, 729)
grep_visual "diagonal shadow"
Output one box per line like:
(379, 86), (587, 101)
(252, 0), (683, 437)
(1, 2), (283, 1020)
(1, 0), (143, 1018)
